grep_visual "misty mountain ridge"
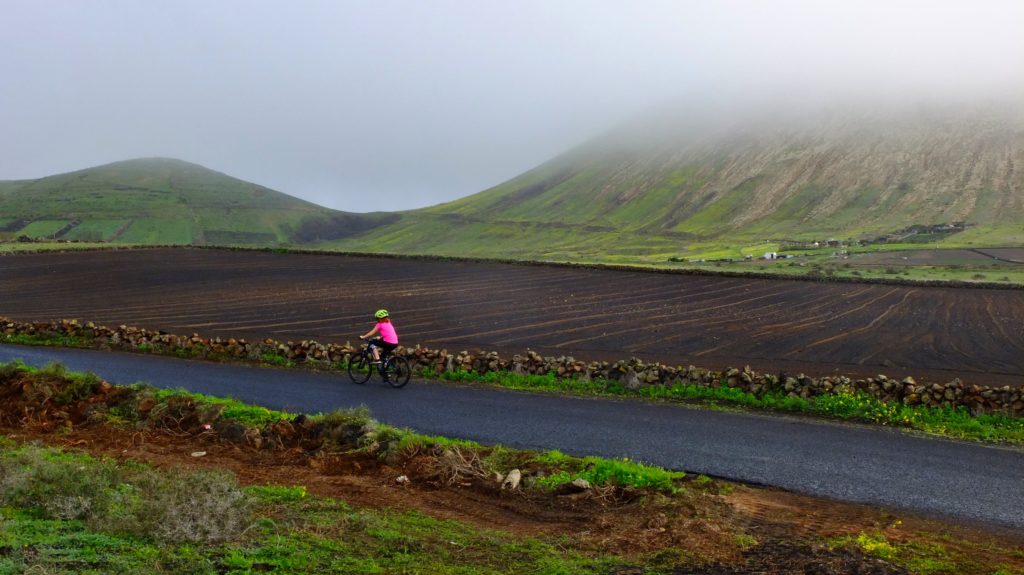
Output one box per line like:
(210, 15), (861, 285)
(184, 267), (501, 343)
(3, 103), (1023, 259)
(0, 157), (393, 245)
(330, 102), (1024, 258)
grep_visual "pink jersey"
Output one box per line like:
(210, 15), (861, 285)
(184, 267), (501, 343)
(377, 321), (398, 344)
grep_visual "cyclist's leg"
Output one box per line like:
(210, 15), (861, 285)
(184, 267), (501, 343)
(379, 341), (398, 380)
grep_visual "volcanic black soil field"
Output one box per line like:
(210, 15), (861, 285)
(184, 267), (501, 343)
(3, 248), (1023, 386)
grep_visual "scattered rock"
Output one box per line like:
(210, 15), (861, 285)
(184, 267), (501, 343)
(502, 469), (522, 490)
(136, 397), (156, 413)
(571, 477), (591, 490)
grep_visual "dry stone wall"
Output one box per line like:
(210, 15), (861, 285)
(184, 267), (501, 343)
(2, 317), (1021, 417)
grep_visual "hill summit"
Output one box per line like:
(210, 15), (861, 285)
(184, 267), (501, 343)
(0, 158), (390, 245)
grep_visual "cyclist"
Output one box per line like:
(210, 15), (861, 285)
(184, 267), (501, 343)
(359, 309), (399, 370)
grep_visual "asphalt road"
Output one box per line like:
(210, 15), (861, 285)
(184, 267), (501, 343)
(3, 344), (1023, 531)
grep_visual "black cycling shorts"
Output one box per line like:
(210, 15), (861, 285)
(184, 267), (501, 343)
(369, 338), (398, 353)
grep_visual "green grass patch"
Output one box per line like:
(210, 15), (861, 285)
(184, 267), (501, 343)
(62, 219), (130, 242)
(15, 219), (71, 239)
(0, 443), (639, 573)
(115, 218), (193, 244)
(0, 361), (104, 405)
(828, 531), (1000, 575)
(0, 443), (251, 545)
(0, 240), (114, 253)
(259, 351), (294, 367)
(1, 331), (90, 348)
(150, 387), (294, 428)
(533, 453), (684, 493)
(813, 390), (1024, 442)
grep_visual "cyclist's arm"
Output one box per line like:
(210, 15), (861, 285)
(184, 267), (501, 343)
(360, 324), (380, 340)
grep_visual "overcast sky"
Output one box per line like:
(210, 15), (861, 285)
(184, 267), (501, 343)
(2, 1), (1022, 211)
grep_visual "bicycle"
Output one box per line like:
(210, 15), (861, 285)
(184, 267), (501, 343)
(348, 342), (411, 388)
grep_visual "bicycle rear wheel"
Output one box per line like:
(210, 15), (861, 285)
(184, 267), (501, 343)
(348, 353), (372, 384)
(384, 356), (411, 388)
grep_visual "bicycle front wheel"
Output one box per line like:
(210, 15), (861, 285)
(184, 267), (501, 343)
(384, 356), (411, 388)
(348, 353), (372, 384)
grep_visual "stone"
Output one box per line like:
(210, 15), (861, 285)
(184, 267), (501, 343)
(623, 369), (641, 390)
(272, 420), (296, 439)
(571, 478), (591, 490)
(245, 428), (263, 449)
(219, 422), (248, 443)
(502, 469), (522, 490)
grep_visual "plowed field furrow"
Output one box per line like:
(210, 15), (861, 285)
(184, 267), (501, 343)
(744, 286), (879, 338)
(729, 289), (914, 358)
(983, 295), (1024, 355)
(3, 249), (1023, 386)
(785, 290), (917, 357)
(410, 280), (768, 343)
(923, 296), (993, 372)
(899, 292), (1023, 374)
(625, 294), (834, 355)
(65, 279), (385, 318)
(420, 283), (783, 347)
(557, 282), (796, 348)
(936, 300), (978, 364)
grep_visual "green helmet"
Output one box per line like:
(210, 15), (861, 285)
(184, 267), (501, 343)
(374, 309), (389, 319)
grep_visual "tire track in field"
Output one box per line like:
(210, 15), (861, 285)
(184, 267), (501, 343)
(707, 287), (909, 360)
(741, 285), (879, 339)
(407, 278), (766, 343)
(556, 282), (792, 348)
(787, 290), (917, 359)
(983, 294), (1024, 354)
(938, 297), (979, 364)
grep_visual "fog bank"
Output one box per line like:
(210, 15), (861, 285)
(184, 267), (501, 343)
(2, 0), (1021, 210)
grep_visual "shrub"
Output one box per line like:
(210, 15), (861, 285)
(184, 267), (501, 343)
(137, 468), (252, 544)
(14, 362), (103, 406)
(0, 444), (252, 544)
(0, 447), (121, 520)
(0, 360), (29, 384)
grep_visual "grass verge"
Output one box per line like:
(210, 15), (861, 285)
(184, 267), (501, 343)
(2, 362), (1019, 574)
(0, 441), (632, 574)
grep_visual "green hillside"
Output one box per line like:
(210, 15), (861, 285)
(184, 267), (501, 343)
(0, 158), (392, 246)
(332, 104), (1024, 262)
(4, 104), (1023, 266)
